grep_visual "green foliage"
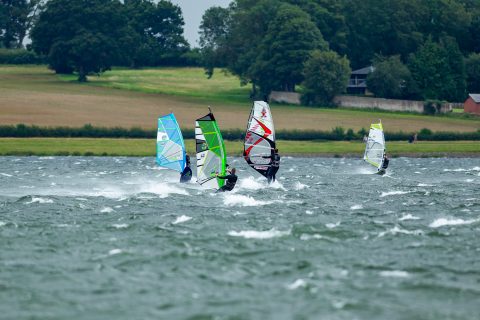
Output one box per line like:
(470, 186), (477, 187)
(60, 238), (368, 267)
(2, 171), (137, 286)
(367, 55), (418, 100)
(409, 37), (467, 102)
(0, 0), (42, 49)
(31, 0), (130, 81)
(199, 6), (231, 78)
(250, 3), (328, 94)
(2, 124), (480, 141)
(124, 0), (189, 68)
(465, 53), (480, 93)
(302, 50), (351, 105)
(0, 48), (43, 64)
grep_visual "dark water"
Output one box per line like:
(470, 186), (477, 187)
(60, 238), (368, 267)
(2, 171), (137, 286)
(0, 156), (479, 320)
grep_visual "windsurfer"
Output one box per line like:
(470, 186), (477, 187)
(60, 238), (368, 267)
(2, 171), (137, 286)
(216, 168), (238, 192)
(180, 154), (192, 183)
(266, 149), (280, 183)
(381, 154), (389, 170)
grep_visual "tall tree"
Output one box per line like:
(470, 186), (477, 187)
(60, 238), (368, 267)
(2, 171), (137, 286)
(0, 0), (42, 48)
(409, 37), (466, 102)
(250, 3), (328, 94)
(302, 50), (351, 105)
(199, 6), (231, 78)
(31, 0), (129, 81)
(367, 55), (418, 99)
(465, 53), (480, 94)
(124, 0), (188, 68)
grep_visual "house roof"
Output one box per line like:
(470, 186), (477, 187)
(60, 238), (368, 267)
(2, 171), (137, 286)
(469, 94), (480, 103)
(351, 66), (375, 75)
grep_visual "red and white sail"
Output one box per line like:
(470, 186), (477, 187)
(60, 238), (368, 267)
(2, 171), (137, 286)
(243, 101), (276, 178)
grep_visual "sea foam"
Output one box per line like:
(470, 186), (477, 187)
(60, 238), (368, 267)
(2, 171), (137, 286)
(380, 191), (410, 198)
(228, 229), (291, 239)
(429, 218), (479, 228)
(380, 270), (410, 278)
(223, 194), (273, 207)
(172, 215), (192, 225)
(26, 197), (54, 204)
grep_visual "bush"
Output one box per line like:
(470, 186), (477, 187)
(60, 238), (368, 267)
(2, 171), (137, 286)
(0, 49), (44, 64)
(1, 124), (480, 141)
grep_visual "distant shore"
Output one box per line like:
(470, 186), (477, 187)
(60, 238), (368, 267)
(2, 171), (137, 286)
(1, 138), (479, 157)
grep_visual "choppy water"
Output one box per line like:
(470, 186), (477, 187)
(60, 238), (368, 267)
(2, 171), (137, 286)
(0, 156), (479, 320)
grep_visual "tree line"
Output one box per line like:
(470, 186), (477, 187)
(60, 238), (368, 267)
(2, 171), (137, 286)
(1, 0), (480, 103)
(1, 0), (200, 81)
(200, 0), (480, 103)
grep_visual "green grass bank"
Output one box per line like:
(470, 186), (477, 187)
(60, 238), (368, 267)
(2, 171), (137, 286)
(1, 138), (479, 157)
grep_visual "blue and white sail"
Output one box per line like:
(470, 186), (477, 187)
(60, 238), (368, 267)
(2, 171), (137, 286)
(156, 113), (186, 172)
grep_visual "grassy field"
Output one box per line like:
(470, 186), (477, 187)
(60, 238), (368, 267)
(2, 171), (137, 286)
(1, 65), (479, 133)
(1, 138), (479, 157)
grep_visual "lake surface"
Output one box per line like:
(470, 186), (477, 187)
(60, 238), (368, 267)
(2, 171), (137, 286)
(0, 156), (479, 320)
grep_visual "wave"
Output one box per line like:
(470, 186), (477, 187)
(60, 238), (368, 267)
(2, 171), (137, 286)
(350, 204), (363, 210)
(172, 215), (192, 225)
(100, 207), (114, 213)
(399, 214), (420, 221)
(0, 173), (13, 177)
(108, 249), (123, 256)
(0, 221), (6, 227)
(112, 224), (129, 229)
(228, 228), (291, 239)
(25, 197), (54, 204)
(237, 176), (265, 191)
(286, 279), (307, 290)
(379, 270), (410, 278)
(380, 191), (411, 198)
(429, 218), (479, 228)
(378, 226), (423, 237)
(223, 194), (274, 207)
(294, 182), (309, 191)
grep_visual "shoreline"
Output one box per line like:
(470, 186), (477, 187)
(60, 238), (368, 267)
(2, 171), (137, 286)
(1, 138), (480, 157)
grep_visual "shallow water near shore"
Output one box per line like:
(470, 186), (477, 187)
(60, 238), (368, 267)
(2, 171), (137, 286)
(1, 156), (479, 319)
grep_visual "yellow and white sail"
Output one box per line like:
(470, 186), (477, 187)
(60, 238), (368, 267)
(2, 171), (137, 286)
(363, 122), (385, 170)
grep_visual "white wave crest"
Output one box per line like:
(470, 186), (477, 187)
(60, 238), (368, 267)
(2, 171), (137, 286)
(429, 218), (479, 228)
(237, 176), (265, 191)
(287, 279), (307, 290)
(294, 182), (309, 190)
(172, 215), (192, 225)
(380, 270), (410, 278)
(100, 207), (114, 213)
(108, 249), (122, 256)
(228, 228), (291, 239)
(112, 224), (129, 229)
(399, 214), (420, 221)
(417, 183), (434, 187)
(378, 226), (423, 237)
(0, 221), (6, 227)
(0, 173), (13, 177)
(326, 221), (341, 229)
(223, 194), (273, 207)
(26, 197), (53, 204)
(350, 204), (363, 210)
(380, 191), (410, 198)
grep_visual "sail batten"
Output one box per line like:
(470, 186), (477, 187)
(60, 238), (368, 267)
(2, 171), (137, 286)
(244, 101), (276, 178)
(363, 122), (385, 170)
(196, 112), (227, 189)
(156, 114), (186, 173)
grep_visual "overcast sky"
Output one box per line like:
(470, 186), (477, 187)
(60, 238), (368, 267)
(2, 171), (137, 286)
(170, 0), (232, 47)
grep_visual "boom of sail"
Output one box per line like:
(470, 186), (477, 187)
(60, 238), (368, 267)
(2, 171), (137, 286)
(156, 113), (186, 172)
(363, 122), (385, 170)
(195, 110), (227, 189)
(244, 101), (276, 178)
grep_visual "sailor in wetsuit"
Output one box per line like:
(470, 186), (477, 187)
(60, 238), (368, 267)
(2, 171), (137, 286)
(266, 148), (280, 183)
(381, 154), (389, 171)
(216, 168), (238, 192)
(180, 154), (192, 183)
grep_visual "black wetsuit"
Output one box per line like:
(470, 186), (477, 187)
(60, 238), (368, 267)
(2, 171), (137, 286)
(217, 174), (238, 192)
(180, 166), (192, 183)
(381, 158), (389, 170)
(266, 153), (280, 183)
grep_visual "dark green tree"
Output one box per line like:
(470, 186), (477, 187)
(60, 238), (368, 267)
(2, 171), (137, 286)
(31, 0), (129, 81)
(465, 53), (480, 93)
(302, 50), (351, 105)
(124, 0), (188, 68)
(408, 37), (466, 102)
(250, 3), (328, 94)
(199, 6), (231, 78)
(367, 55), (417, 99)
(0, 0), (42, 48)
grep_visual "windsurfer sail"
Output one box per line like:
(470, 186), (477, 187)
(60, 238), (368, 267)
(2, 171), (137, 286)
(195, 109), (227, 189)
(156, 113), (187, 173)
(363, 121), (386, 173)
(243, 101), (276, 178)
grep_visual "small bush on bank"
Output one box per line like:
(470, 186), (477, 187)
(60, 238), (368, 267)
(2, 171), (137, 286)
(0, 49), (45, 64)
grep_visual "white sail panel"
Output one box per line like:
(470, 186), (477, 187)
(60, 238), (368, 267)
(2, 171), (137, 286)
(363, 122), (385, 170)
